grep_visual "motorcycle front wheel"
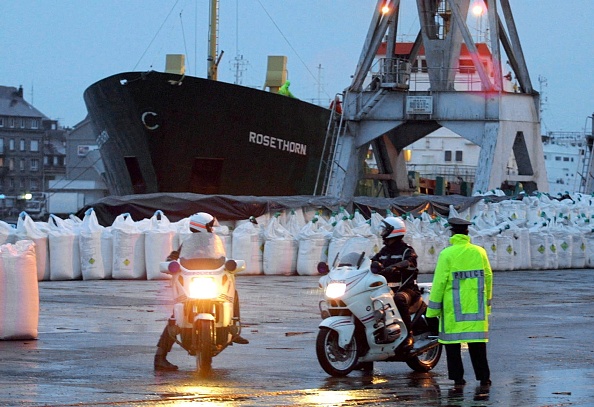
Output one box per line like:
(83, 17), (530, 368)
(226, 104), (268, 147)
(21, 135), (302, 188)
(406, 341), (442, 372)
(316, 327), (359, 377)
(196, 319), (213, 372)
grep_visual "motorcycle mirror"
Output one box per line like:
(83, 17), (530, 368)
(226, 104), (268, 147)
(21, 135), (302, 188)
(370, 261), (382, 274)
(225, 259), (237, 271)
(317, 262), (329, 275)
(168, 261), (180, 273)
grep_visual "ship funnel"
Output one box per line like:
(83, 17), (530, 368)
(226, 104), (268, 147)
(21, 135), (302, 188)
(165, 54), (186, 75)
(265, 56), (288, 93)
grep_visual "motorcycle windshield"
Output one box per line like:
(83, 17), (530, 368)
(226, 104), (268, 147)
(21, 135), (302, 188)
(180, 233), (226, 260)
(333, 238), (368, 268)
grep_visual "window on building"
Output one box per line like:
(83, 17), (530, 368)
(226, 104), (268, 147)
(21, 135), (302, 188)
(9, 118), (15, 128)
(9, 139), (15, 151)
(20, 139), (25, 151)
(30, 179), (39, 191)
(563, 157), (570, 162)
(31, 119), (39, 129)
(44, 156), (49, 166)
(53, 156), (59, 166)
(20, 159), (26, 171)
(555, 156), (561, 161)
(20, 118), (25, 128)
(9, 178), (14, 189)
(30, 159), (39, 171)
(19, 178), (26, 189)
(8, 158), (14, 171)
(0, 138), (3, 154)
(444, 150), (452, 162)
(0, 118), (3, 127)
(30, 140), (39, 152)
(455, 151), (463, 162)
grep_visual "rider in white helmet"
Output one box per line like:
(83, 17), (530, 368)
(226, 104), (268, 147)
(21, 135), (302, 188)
(371, 216), (421, 350)
(154, 212), (249, 372)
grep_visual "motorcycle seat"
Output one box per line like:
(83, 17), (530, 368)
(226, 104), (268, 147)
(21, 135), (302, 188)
(180, 256), (226, 270)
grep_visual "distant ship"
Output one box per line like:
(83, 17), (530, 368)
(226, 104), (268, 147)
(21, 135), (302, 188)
(84, 70), (332, 196)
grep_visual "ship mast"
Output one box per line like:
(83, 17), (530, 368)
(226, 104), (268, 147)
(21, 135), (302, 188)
(207, 0), (222, 80)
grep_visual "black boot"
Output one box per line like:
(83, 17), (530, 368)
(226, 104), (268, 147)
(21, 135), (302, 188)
(232, 334), (249, 344)
(154, 348), (178, 371)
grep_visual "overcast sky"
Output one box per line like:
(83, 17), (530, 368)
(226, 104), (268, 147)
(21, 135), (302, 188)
(2, 0), (592, 134)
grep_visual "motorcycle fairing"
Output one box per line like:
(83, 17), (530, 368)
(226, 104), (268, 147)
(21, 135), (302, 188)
(319, 316), (355, 348)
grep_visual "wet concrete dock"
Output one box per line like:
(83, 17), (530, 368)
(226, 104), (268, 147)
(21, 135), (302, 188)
(1, 270), (593, 406)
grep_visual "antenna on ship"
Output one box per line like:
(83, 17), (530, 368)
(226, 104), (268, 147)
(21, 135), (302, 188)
(231, 0), (249, 85)
(538, 75), (548, 133)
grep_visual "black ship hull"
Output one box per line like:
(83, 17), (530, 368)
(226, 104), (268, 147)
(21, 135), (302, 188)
(84, 71), (332, 196)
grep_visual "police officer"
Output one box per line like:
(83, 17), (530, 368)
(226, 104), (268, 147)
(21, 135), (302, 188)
(426, 217), (493, 387)
(154, 212), (249, 372)
(371, 216), (420, 349)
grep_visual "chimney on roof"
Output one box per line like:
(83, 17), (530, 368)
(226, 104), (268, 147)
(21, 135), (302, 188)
(15, 85), (23, 98)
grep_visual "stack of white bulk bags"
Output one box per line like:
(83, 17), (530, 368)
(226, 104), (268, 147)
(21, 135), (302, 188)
(111, 213), (146, 279)
(232, 218), (263, 275)
(263, 213), (296, 275)
(15, 212), (50, 281)
(145, 210), (176, 280)
(48, 215), (81, 280)
(79, 208), (112, 280)
(296, 216), (331, 276)
(0, 240), (38, 340)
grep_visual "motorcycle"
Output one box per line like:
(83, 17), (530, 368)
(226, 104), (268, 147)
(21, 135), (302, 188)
(316, 239), (442, 376)
(160, 255), (246, 371)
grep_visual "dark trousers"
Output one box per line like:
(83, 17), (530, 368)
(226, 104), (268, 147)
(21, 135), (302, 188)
(444, 342), (490, 382)
(157, 290), (241, 352)
(393, 288), (419, 333)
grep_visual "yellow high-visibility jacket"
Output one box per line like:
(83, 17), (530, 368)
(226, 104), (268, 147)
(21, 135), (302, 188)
(426, 234), (493, 344)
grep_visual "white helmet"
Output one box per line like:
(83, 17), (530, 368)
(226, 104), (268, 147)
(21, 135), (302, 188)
(380, 216), (406, 239)
(189, 212), (215, 233)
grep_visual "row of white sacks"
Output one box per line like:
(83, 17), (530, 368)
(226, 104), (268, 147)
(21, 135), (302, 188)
(2, 191), (594, 283)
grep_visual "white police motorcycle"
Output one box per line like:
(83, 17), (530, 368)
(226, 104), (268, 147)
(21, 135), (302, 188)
(160, 255), (246, 372)
(316, 239), (442, 376)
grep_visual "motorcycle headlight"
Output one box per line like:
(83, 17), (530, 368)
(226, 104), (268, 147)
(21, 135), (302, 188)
(189, 276), (217, 299)
(325, 282), (346, 299)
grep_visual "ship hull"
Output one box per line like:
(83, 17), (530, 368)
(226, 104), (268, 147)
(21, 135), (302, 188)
(84, 71), (332, 196)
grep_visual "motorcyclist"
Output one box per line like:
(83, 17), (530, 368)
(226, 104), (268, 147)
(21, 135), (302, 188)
(371, 216), (420, 350)
(154, 212), (249, 372)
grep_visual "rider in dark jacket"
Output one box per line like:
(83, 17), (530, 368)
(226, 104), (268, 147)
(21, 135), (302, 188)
(371, 216), (420, 349)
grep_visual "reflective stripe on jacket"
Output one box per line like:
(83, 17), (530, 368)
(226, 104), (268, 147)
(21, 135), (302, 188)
(426, 234), (493, 344)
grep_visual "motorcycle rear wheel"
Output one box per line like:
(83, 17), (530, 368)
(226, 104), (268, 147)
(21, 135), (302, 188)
(406, 341), (442, 372)
(196, 319), (213, 372)
(316, 327), (359, 377)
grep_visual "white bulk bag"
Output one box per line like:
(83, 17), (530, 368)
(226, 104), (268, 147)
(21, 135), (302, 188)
(263, 215), (297, 275)
(0, 240), (39, 340)
(48, 215), (81, 280)
(111, 213), (146, 279)
(15, 212), (49, 281)
(231, 219), (263, 275)
(79, 208), (111, 280)
(296, 217), (331, 276)
(327, 217), (355, 266)
(551, 230), (572, 269)
(528, 228), (550, 270)
(0, 220), (16, 246)
(145, 210), (175, 280)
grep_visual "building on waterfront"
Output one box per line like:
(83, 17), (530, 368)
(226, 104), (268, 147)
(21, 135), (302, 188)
(0, 85), (107, 220)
